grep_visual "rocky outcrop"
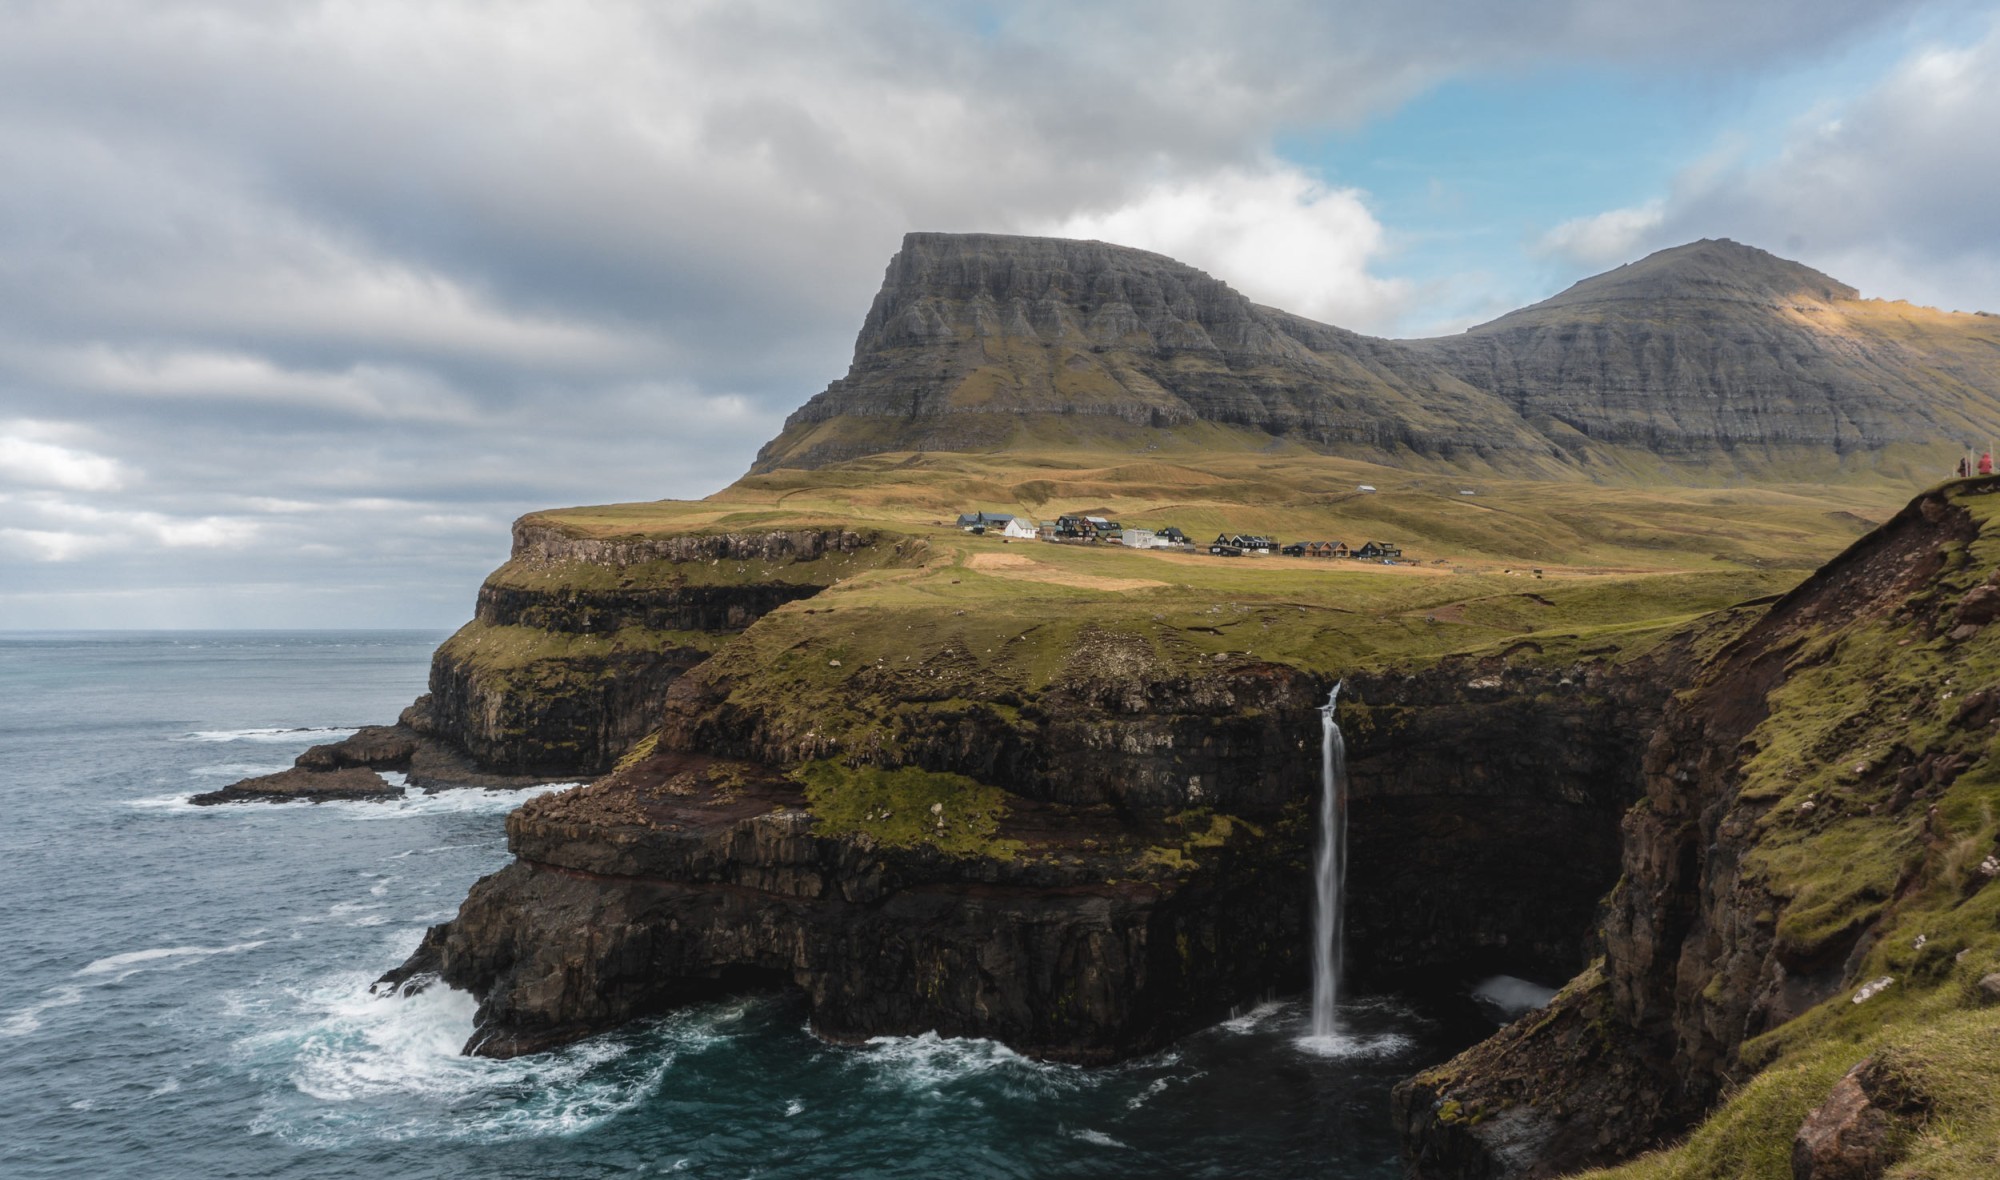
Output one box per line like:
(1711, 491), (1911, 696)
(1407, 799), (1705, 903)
(210, 526), (921, 801)
(190, 764), (400, 805)
(1790, 1056), (1929, 1180)
(1395, 477), (2000, 1178)
(382, 751), (1306, 1062)
(406, 525), (920, 776)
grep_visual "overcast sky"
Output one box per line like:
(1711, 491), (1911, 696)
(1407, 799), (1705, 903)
(3, 0), (1998, 629)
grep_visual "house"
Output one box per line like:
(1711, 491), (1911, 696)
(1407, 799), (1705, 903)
(1156, 527), (1189, 546)
(1121, 528), (1156, 549)
(1001, 518), (1039, 540)
(1304, 540), (1350, 559)
(1355, 541), (1404, 560)
(955, 511), (1015, 533)
(1280, 542), (1307, 557)
(1208, 542), (1244, 557)
(1214, 533), (1275, 553)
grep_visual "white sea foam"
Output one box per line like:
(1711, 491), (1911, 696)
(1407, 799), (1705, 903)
(322, 782), (570, 822)
(0, 985), (85, 1037)
(188, 761), (293, 779)
(1471, 974), (1559, 1020)
(172, 726), (357, 744)
(784, 1098), (805, 1117)
(123, 781), (566, 818)
(1071, 1128), (1130, 1149)
(850, 1029), (1088, 1101)
(241, 971), (670, 1146)
(79, 941), (267, 978)
(1292, 1029), (1415, 1060)
(1219, 999), (1287, 1033)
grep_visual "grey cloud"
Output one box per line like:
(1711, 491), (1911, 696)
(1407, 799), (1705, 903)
(1541, 17), (2000, 314)
(0, 0), (1947, 626)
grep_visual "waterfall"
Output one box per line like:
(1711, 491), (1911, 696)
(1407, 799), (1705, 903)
(1310, 682), (1347, 1039)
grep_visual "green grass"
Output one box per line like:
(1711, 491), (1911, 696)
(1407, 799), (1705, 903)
(1570, 482), (2000, 1179)
(795, 760), (1025, 859)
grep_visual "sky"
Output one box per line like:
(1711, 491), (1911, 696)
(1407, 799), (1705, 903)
(3, 0), (1999, 629)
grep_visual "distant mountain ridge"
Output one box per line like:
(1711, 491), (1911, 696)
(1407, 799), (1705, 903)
(750, 233), (2000, 480)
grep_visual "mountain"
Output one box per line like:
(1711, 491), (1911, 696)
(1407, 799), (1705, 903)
(751, 232), (1572, 474)
(751, 233), (2000, 481)
(1413, 238), (2000, 460)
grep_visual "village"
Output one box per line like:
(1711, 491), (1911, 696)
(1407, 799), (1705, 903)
(951, 511), (1405, 562)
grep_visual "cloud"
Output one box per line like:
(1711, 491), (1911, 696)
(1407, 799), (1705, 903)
(1042, 165), (1413, 333)
(1537, 200), (1668, 269)
(1537, 18), (2000, 312)
(0, 422), (127, 491)
(0, 0), (1950, 625)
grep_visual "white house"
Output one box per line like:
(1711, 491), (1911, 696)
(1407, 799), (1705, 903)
(1120, 528), (1156, 548)
(1002, 518), (1038, 539)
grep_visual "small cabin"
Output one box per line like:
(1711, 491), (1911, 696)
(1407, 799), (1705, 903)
(1156, 526), (1188, 545)
(956, 511), (1015, 533)
(1280, 542), (1307, 557)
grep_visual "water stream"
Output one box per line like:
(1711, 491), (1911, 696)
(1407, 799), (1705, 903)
(1310, 682), (1348, 1040)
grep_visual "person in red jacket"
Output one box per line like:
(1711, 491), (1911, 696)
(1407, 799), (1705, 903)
(1982, 451), (1995, 476)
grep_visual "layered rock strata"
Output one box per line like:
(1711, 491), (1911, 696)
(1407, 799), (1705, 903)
(210, 524), (916, 801)
(752, 233), (2000, 476)
(1395, 477), (2000, 1177)
(391, 627), (1697, 1062)
(383, 751), (1305, 1062)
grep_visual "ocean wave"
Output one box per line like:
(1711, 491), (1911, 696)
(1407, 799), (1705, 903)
(79, 941), (268, 978)
(122, 781), (566, 818)
(849, 1029), (1090, 1099)
(240, 971), (671, 1146)
(0, 985), (85, 1037)
(325, 782), (570, 821)
(188, 761), (294, 779)
(171, 726), (357, 744)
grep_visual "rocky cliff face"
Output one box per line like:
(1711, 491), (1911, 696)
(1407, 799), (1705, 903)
(1395, 476), (2000, 1178)
(751, 234), (2000, 479)
(752, 232), (1561, 472)
(410, 525), (913, 776)
(388, 611), (1700, 1064)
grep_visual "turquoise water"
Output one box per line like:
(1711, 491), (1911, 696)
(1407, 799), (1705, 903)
(0, 632), (1487, 1178)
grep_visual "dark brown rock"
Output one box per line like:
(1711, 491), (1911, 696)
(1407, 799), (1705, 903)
(1792, 1064), (1895, 1180)
(383, 753), (1306, 1063)
(1395, 483), (1987, 1178)
(189, 765), (399, 805)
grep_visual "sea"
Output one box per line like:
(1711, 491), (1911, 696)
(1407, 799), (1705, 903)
(0, 631), (1521, 1179)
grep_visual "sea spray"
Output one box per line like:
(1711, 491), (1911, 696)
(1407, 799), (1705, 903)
(1310, 682), (1348, 1039)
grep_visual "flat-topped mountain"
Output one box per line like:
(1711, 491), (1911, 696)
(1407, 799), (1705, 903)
(751, 233), (2000, 481)
(753, 232), (1565, 474)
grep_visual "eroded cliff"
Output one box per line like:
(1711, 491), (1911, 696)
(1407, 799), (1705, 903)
(1396, 477), (2000, 1179)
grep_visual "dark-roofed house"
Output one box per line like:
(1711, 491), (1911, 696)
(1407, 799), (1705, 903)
(1355, 541), (1403, 560)
(956, 511), (1015, 532)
